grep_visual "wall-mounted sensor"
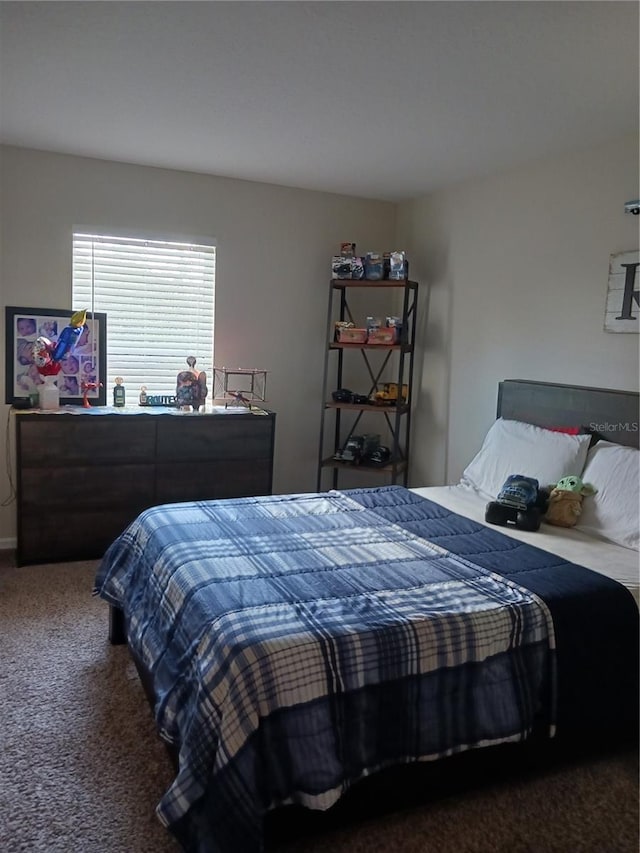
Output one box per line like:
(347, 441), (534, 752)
(624, 199), (640, 215)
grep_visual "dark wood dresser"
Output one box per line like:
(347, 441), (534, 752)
(15, 408), (276, 565)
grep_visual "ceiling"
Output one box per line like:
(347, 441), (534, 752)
(0, 1), (638, 202)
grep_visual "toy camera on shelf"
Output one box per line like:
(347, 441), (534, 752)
(485, 475), (549, 532)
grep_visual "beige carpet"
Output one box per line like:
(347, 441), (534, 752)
(0, 557), (638, 853)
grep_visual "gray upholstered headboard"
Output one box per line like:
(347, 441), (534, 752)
(497, 380), (639, 449)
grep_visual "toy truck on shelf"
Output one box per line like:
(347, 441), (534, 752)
(372, 382), (408, 406)
(334, 434), (380, 465)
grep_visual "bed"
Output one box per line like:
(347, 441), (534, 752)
(94, 379), (639, 853)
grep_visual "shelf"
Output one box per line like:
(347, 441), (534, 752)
(325, 402), (409, 414)
(317, 276), (419, 491)
(329, 342), (411, 352)
(321, 456), (408, 475)
(331, 279), (418, 289)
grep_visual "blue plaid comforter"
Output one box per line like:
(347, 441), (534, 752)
(95, 487), (558, 853)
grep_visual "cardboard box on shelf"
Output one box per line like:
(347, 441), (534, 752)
(337, 327), (368, 344)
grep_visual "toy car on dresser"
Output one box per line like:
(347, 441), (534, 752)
(485, 474), (550, 532)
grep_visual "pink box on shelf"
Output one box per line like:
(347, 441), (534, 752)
(367, 327), (396, 345)
(337, 327), (368, 344)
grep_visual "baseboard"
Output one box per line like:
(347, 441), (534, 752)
(0, 541), (16, 568)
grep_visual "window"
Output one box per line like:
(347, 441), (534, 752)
(72, 231), (215, 398)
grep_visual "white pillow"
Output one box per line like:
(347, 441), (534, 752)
(461, 418), (591, 499)
(575, 440), (639, 551)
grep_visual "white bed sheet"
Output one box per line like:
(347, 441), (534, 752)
(410, 484), (640, 605)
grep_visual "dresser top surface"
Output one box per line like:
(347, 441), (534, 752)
(13, 405), (274, 420)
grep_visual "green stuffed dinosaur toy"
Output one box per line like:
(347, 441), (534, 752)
(545, 474), (596, 528)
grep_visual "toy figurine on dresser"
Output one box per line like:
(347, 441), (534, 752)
(81, 380), (103, 408)
(176, 356), (208, 411)
(113, 376), (126, 407)
(31, 308), (89, 410)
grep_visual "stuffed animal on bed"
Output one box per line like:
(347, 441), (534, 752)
(544, 475), (596, 528)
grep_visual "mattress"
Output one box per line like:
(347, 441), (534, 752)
(411, 484), (640, 604)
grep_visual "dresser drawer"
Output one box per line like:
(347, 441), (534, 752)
(156, 458), (273, 503)
(156, 415), (274, 461)
(19, 418), (156, 465)
(18, 507), (150, 564)
(19, 464), (155, 510)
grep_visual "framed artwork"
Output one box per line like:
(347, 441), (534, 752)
(5, 306), (107, 405)
(604, 249), (639, 333)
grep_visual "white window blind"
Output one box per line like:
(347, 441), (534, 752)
(72, 232), (215, 398)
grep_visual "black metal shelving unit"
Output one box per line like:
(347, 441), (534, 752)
(316, 279), (419, 490)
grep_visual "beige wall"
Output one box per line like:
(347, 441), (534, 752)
(2, 136), (638, 547)
(0, 145), (396, 545)
(397, 133), (640, 487)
